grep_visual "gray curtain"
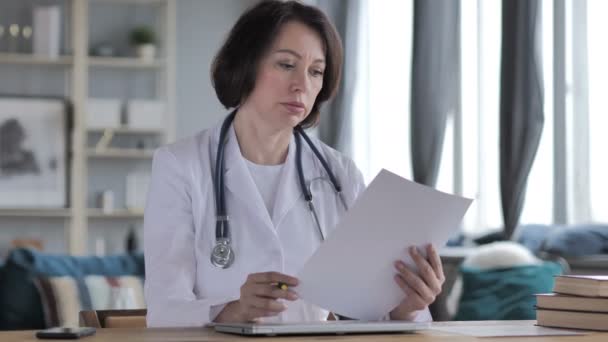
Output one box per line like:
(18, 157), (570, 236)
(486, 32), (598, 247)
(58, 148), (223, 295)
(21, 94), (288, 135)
(316, 0), (361, 156)
(410, 0), (460, 187)
(500, 0), (544, 239)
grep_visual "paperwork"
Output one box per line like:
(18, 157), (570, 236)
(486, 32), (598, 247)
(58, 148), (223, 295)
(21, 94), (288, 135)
(430, 324), (585, 337)
(296, 169), (472, 320)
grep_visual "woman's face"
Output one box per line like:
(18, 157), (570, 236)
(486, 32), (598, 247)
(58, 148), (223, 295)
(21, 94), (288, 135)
(242, 20), (326, 131)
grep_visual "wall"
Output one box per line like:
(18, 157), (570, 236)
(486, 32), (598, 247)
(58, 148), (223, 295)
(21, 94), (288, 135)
(176, 0), (257, 138)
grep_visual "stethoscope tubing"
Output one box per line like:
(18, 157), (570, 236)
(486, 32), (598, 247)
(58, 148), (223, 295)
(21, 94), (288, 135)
(211, 111), (346, 268)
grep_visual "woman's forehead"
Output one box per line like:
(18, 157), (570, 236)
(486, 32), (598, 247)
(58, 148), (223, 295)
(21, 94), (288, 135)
(270, 21), (325, 60)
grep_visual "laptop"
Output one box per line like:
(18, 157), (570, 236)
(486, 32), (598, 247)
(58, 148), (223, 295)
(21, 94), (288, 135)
(213, 320), (430, 336)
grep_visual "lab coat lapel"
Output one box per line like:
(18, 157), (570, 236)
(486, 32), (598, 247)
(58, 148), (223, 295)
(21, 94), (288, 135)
(223, 125), (274, 229)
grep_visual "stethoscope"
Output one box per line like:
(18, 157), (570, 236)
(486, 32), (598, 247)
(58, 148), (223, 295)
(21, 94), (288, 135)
(210, 110), (349, 269)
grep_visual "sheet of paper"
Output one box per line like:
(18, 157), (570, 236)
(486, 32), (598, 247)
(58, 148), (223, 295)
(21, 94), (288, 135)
(430, 324), (585, 337)
(296, 169), (473, 320)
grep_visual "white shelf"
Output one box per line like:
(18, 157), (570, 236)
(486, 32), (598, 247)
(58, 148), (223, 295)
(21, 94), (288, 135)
(91, 0), (165, 4)
(88, 126), (163, 134)
(88, 209), (144, 219)
(89, 57), (164, 69)
(87, 148), (155, 159)
(0, 208), (72, 218)
(0, 53), (73, 66)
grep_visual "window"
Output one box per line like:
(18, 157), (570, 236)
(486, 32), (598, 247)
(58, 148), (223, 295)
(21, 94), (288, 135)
(459, 0), (503, 234)
(353, 0), (413, 184)
(354, 0), (604, 236)
(520, 0), (554, 225)
(587, 0), (608, 222)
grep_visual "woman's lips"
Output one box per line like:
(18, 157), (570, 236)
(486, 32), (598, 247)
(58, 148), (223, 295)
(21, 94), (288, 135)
(282, 102), (305, 114)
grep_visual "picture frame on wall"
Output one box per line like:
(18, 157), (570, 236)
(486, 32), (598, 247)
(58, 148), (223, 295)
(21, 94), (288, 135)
(0, 96), (70, 208)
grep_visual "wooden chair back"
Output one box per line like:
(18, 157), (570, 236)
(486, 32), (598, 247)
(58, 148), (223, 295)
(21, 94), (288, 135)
(79, 309), (147, 328)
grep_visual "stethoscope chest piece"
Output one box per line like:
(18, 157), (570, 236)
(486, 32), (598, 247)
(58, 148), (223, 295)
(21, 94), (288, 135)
(210, 239), (235, 269)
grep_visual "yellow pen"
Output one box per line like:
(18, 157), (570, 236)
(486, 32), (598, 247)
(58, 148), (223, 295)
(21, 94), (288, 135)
(277, 282), (288, 290)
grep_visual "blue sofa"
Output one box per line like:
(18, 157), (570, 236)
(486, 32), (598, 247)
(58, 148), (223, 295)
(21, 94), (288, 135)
(0, 248), (144, 330)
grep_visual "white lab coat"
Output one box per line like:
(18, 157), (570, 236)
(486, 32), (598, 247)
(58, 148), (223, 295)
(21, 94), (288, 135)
(144, 118), (432, 327)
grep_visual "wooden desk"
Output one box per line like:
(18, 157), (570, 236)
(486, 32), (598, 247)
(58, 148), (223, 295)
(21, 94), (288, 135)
(0, 321), (605, 342)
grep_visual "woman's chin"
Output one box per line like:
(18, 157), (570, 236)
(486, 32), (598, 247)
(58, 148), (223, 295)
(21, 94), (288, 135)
(280, 113), (306, 128)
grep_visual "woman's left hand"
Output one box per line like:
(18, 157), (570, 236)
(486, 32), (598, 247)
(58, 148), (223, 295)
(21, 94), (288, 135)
(390, 244), (445, 321)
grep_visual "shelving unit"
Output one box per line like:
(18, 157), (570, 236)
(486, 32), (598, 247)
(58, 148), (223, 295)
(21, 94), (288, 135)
(0, 209), (72, 218)
(87, 148), (155, 159)
(0, 0), (176, 255)
(88, 56), (164, 68)
(88, 127), (163, 134)
(0, 53), (73, 66)
(87, 209), (144, 219)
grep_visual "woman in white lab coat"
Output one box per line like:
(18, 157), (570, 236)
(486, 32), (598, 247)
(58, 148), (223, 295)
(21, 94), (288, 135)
(144, 0), (444, 327)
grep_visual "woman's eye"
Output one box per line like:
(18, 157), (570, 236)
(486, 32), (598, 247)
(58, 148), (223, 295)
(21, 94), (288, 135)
(279, 62), (295, 70)
(311, 69), (324, 77)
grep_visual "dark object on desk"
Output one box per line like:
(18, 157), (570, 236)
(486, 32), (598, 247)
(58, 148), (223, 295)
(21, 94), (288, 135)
(36, 327), (96, 339)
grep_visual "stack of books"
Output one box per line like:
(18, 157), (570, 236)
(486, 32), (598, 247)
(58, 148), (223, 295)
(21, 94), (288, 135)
(536, 275), (608, 331)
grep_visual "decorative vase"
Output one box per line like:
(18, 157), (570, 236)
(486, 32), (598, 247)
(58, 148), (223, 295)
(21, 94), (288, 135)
(135, 43), (156, 61)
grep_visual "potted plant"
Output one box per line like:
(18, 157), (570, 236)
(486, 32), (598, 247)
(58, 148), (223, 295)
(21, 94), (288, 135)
(129, 26), (157, 61)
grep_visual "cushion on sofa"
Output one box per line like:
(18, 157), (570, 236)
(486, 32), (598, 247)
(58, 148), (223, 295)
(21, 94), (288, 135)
(515, 224), (608, 257)
(514, 224), (555, 254)
(454, 262), (562, 321)
(0, 248), (144, 330)
(36, 275), (145, 327)
(542, 225), (608, 257)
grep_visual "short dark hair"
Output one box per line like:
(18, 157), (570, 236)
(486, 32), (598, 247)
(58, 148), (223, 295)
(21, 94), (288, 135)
(211, 0), (343, 128)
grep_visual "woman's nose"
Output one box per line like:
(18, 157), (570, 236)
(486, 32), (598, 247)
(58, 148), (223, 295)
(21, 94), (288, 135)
(289, 70), (309, 93)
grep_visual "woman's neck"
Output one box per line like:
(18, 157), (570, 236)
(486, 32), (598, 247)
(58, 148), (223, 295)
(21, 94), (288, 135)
(233, 108), (291, 165)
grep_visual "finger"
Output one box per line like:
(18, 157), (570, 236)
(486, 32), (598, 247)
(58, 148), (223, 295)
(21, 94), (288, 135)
(394, 274), (428, 311)
(247, 296), (288, 313)
(252, 284), (299, 301)
(395, 261), (436, 304)
(426, 244), (445, 283)
(409, 247), (443, 295)
(248, 272), (299, 286)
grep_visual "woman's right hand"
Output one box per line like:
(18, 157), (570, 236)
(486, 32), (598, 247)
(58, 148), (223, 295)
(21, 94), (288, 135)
(215, 272), (300, 323)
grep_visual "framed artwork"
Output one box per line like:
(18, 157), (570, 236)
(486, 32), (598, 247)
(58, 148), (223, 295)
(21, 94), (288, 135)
(0, 97), (70, 208)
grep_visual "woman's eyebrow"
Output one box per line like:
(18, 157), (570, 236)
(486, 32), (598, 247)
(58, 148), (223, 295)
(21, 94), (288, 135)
(274, 49), (325, 64)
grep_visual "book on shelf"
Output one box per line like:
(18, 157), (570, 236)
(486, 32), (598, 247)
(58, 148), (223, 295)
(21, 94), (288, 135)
(553, 275), (608, 297)
(536, 293), (608, 313)
(536, 309), (608, 331)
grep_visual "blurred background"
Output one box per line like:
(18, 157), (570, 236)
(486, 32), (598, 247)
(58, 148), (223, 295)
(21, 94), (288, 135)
(0, 0), (607, 328)
(1, 0), (606, 256)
